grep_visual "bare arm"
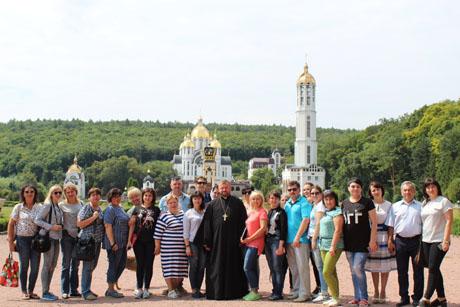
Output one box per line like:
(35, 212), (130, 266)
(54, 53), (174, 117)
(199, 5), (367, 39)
(7, 218), (16, 252)
(241, 219), (267, 244)
(442, 209), (453, 252)
(104, 223), (118, 251)
(387, 226), (395, 253)
(293, 218), (310, 248)
(330, 215), (344, 256)
(312, 211), (325, 249)
(126, 216), (137, 249)
(368, 208), (378, 252)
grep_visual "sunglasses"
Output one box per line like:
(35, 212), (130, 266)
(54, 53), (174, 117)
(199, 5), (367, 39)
(287, 188), (298, 192)
(53, 191), (63, 195)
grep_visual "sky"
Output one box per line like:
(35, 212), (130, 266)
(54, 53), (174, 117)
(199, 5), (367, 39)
(1, 0), (459, 129)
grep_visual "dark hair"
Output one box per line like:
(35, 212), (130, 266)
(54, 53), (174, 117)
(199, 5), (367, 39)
(303, 182), (314, 188)
(268, 190), (281, 199)
(88, 187), (101, 197)
(171, 176), (182, 182)
(311, 185), (323, 193)
(195, 176), (207, 183)
(422, 178), (442, 200)
(368, 181), (385, 199)
(188, 191), (205, 210)
(288, 180), (300, 189)
(242, 186), (254, 195)
(20, 184), (39, 204)
(142, 187), (157, 204)
(347, 177), (363, 188)
(106, 188), (122, 203)
(323, 190), (339, 208)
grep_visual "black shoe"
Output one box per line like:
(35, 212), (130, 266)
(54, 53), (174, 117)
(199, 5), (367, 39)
(70, 292), (81, 297)
(268, 294), (283, 301)
(412, 300), (420, 307)
(396, 299), (411, 307)
(418, 299), (430, 307)
(312, 287), (320, 295)
(192, 291), (204, 299)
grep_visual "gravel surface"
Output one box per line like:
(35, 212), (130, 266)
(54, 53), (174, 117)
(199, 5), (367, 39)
(0, 234), (458, 306)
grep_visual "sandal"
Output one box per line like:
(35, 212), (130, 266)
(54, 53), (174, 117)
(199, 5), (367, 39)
(29, 293), (40, 299)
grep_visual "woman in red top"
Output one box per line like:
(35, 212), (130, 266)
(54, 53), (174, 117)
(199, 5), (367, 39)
(240, 190), (268, 301)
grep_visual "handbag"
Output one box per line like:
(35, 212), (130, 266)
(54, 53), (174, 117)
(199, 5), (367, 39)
(0, 253), (19, 287)
(75, 206), (97, 261)
(31, 204), (53, 253)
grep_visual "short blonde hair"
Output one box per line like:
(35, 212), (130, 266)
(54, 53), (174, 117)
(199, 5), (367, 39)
(127, 187), (141, 199)
(249, 190), (265, 208)
(166, 194), (178, 204)
(63, 182), (81, 204)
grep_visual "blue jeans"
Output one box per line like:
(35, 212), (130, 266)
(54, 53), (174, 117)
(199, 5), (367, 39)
(346, 251), (369, 301)
(81, 243), (101, 296)
(106, 248), (127, 284)
(60, 232), (80, 295)
(188, 242), (206, 291)
(265, 236), (287, 296)
(16, 236), (41, 294)
(312, 244), (328, 294)
(243, 246), (259, 290)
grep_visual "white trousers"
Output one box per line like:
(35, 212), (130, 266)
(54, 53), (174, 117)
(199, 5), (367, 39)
(286, 243), (311, 298)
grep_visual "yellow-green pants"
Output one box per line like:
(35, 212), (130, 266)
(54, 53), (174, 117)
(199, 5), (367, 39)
(321, 249), (343, 300)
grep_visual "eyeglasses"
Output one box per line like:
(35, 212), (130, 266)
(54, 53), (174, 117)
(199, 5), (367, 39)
(287, 188), (298, 192)
(196, 182), (207, 185)
(53, 191), (63, 195)
(24, 190), (35, 194)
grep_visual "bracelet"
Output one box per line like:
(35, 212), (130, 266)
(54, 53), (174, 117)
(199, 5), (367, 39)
(185, 245), (190, 247)
(111, 243), (116, 248)
(443, 240), (450, 245)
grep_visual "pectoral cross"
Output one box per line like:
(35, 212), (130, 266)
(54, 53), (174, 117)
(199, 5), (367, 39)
(223, 213), (228, 221)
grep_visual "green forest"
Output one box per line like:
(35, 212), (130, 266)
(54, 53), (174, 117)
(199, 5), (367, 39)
(0, 99), (459, 204)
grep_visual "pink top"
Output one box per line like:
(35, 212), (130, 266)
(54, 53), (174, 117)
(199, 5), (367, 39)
(245, 207), (268, 255)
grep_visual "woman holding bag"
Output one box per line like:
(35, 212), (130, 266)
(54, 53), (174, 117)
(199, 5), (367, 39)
(77, 187), (105, 300)
(34, 185), (64, 301)
(7, 184), (41, 300)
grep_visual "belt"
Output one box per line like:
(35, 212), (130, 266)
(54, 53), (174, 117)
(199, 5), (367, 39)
(396, 234), (421, 240)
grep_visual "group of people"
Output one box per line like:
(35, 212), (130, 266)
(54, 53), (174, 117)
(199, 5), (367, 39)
(6, 176), (453, 307)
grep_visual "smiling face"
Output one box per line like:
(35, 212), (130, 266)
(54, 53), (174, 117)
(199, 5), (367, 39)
(129, 193), (142, 206)
(64, 187), (78, 203)
(143, 191), (154, 206)
(269, 194), (280, 209)
(348, 183), (362, 199)
(370, 186), (383, 200)
(401, 183), (416, 203)
(171, 179), (183, 195)
(219, 182), (231, 198)
(311, 188), (323, 204)
(425, 184), (439, 200)
(89, 191), (101, 205)
(167, 197), (179, 213)
(324, 195), (337, 211)
(23, 187), (36, 204)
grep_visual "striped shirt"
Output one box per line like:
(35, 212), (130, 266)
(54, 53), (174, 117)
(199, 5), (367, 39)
(154, 210), (188, 278)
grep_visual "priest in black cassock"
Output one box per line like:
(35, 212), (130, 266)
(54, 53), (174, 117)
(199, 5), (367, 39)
(203, 180), (248, 300)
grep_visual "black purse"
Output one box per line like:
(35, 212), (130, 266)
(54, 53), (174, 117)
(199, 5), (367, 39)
(31, 204), (54, 253)
(75, 206), (97, 261)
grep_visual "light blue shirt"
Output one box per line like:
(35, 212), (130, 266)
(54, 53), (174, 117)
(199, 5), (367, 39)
(285, 195), (312, 244)
(159, 192), (190, 212)
(385, 198), (422, 238)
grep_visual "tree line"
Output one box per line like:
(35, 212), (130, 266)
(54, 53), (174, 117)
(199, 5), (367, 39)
(0, 99), (459, 202)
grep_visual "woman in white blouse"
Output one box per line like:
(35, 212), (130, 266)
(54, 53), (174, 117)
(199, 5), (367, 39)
(419, 178), (453, 307)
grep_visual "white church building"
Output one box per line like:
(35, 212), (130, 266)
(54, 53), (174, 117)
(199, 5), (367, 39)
(282, 61), (326, 190)
(171, 118), (232, 186)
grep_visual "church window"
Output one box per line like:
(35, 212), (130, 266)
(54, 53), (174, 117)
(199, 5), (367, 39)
(308, 176), (312, 180)
(307, 145), (311, 164)
(307, 97), (310, 105)
(315, 176), (319, 181)
(300, 96), (304, 105)
(307, 116), (311, 137)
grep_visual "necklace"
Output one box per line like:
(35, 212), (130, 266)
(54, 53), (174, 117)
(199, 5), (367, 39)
(219, 198), (230, 222)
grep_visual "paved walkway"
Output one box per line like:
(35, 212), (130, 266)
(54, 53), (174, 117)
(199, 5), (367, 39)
(0, 234), (458, 306)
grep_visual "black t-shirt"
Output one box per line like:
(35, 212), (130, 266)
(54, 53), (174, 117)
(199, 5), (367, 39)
(132, 205), (161, 243)
(342, 197), (375, 252)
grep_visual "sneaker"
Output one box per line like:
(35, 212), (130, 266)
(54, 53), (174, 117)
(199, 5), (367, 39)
(358, 299), (370, 306)
(288, 292), (299, 299)
(243, 291), (261, 301)
(62, 293), (70, 299)
(323, 298), (334, 305)
(176, 285), (188, 296)
(293, 295), (311, 302)
(313, 293), (329, 302)
(268, 294), (283, 301)
(161, 289), (169, 295)
(90, 291), (99, 297)
(83, 293), (97, 301)
(312, 287), (321, 295)
(134, 289), (143, 299)
(42, 293), (58, 301)
(328, 298), (340, 306)
(105, 290), (124, 298)
(168, 290), (179, 299)
(142, 289), (152, 299)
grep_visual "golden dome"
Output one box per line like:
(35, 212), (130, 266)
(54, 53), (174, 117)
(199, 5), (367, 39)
(210, 134), (221, 149)
(67, 156), (82, 174)
(297, 63), (316, 85)
(191, 118), (210, 139)
(180, 134), (195, 149)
